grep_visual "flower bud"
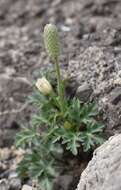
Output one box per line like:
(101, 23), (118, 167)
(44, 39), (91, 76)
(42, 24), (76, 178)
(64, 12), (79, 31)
(35, 77), (52, 95)
(64, 121), (72, 130)
(44, 24), (60, 60)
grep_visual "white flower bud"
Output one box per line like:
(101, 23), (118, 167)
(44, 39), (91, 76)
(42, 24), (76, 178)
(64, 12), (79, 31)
(44, 24), (60, 60)
(35, 77), (52, 95)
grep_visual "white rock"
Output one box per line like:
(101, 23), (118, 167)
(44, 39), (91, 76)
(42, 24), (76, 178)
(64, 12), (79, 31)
(77, 134), (121, 190)
(22, 185), (32, 190)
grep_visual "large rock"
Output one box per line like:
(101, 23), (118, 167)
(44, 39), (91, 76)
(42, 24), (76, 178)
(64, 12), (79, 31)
(77, 134), (121, 190)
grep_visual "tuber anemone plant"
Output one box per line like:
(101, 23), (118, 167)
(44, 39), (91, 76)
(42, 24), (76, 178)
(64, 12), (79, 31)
(16, 24), (105, 190)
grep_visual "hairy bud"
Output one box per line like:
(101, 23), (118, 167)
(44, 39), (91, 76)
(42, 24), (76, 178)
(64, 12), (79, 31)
(44, 24), (60, 60)
(35, 77), (52, 95)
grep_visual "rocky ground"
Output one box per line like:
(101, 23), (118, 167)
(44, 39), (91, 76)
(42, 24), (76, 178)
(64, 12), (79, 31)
(0, 0), (121, 189)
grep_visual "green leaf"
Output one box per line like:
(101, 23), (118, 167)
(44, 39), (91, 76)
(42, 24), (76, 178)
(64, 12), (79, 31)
(80, 103), (98, 124)
(80, 132), (95, 151)
(16, 126), (38, 148)
(32, 114), (50, 126)
(87, 122), (105, 133)
(61, 129), (81, 155)
(80, 122), (105, 152)
(66, 98), (81, 125)
(28, 90), (47, 107)
(40, 178), (53, 190)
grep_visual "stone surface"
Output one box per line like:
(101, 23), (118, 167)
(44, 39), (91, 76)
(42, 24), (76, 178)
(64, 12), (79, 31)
(76, 83), (93, 102)
(77, 134), (121, 190)
(9, 177), (21, 190)
(22, 185), (32, 190)
(0, 179), (9, 190)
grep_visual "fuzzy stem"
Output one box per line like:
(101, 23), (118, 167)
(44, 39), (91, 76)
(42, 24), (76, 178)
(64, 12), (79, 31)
(54, 58), (65, 114)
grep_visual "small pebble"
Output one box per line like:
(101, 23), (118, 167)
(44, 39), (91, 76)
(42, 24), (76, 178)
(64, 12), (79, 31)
(0, 179), (9, 190)
(9, 177), (21, 190)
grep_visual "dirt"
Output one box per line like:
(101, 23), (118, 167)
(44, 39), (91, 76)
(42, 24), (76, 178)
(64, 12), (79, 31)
(0, 0), (121, 189)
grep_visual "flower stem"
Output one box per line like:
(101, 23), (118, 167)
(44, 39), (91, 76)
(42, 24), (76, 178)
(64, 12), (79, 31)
(54, 58), (65, 114)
